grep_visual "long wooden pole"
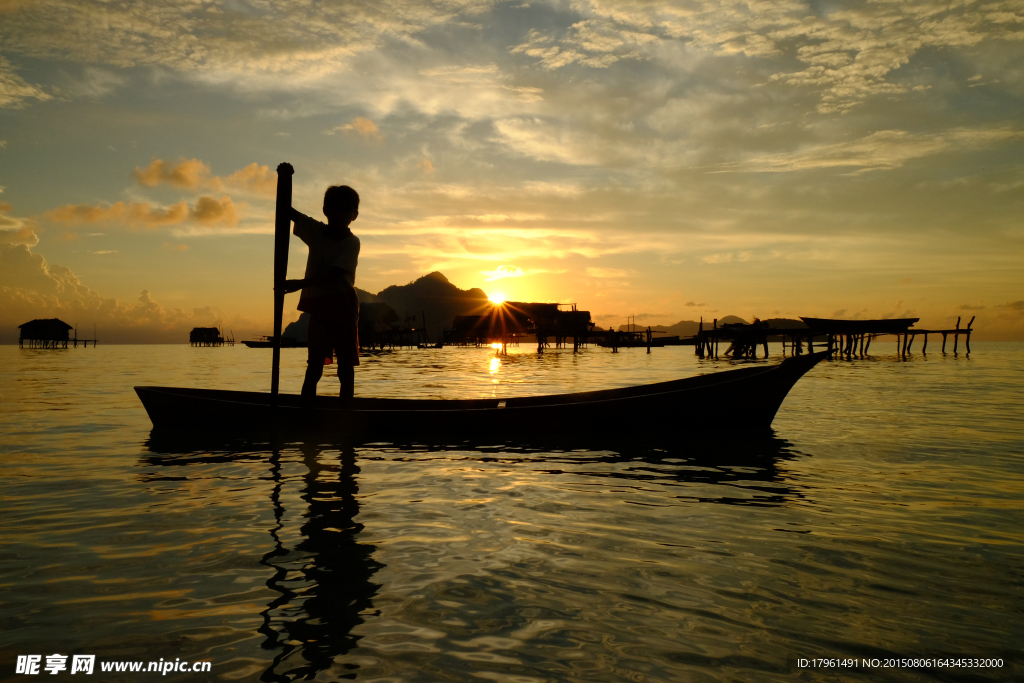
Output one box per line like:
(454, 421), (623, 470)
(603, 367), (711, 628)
(271, 163), (294, 409)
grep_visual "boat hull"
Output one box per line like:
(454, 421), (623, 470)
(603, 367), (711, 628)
(136, 351), (827, 441)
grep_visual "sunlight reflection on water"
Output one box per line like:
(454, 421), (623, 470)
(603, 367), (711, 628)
(1, 343), (1022, 682)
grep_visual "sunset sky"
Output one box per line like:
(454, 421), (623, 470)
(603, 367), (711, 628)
(2, 0), (1023, 342)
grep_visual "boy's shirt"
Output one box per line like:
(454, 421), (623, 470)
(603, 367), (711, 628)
(293, 213), (360, 315)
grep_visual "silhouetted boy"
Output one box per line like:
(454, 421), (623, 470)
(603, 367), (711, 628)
(283, 186), (361, 405)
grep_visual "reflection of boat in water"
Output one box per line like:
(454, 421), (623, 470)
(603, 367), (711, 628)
(241, 335), (306, 348)
(136, 351), (827, 440)
(140, 440), (381, 680)
(139, 431), (802, 680)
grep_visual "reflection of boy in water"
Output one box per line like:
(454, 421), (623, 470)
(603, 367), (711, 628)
(283, 186), (361, 405)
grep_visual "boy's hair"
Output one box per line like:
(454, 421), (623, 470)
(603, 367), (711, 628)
(323, 185), (359, 215)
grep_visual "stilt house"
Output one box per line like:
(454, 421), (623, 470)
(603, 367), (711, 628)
(18, 319), (73, 349)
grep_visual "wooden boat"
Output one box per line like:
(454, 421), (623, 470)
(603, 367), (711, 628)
(799, 317), (919, 335)
(136, 351), (827, 440)
(241, 335), (305, 348)
(139, 167), (826, 443)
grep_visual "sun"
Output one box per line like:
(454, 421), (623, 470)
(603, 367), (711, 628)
(489, 293), (507, 304)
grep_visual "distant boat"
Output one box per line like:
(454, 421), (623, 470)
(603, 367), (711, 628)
(241, 336), (305, 348)
(135, 351), (827, 441)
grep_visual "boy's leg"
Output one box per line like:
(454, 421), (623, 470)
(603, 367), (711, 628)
(301, 362), (324, 401)
(302, 314), (327, 403)
(337, 364), (354, 404)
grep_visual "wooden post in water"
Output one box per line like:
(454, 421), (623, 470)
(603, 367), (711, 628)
(922, 333), (928, 354)
(953, 316), (961, 354)
(646, 326), (652, 354)
(713, 319), (718, 358)
(271, 162), (294, 410)
(864, 334), (872, 355)
(966, 316), (974, 354)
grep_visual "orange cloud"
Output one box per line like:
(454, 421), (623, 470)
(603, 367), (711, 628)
(223, 162), (275, 197)
(131, 158), (274, 196)
(132, 158), (213, 189)
(325, 117), (382, 139)
(189, 195), (238, 226)
(0, 202), (41, 246)
(46, 200), (190, 228)
(0, 224), (39, 246)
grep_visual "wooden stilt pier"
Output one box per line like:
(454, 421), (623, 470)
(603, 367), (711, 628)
(686, 314), (977, 361)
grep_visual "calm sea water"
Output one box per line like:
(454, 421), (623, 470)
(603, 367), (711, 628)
(1, 342), (1022, 682)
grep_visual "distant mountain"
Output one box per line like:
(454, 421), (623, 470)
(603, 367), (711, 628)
(618, 316), (749, 337)
(280, 275), (486, 343)
(282, 314), (309, 342)
(376, 272), (490, 341)
(355, 287), (380, 304)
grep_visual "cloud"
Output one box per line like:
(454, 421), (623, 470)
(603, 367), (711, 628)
(702, 253), (735, 264)
(481, 265), (524, 281)
(585, 267), (629, 278)
(712, 128), (1024, 174)
(189, 195), (239, 226)
(998, 300), (1024, 311)
(0, 202), (39, 246)
(685, 301), (706, 307)
(510, 22), (657, 70)
(325, 116), (382, 139)
(559, 0), (1024, 113)
(57, 66), (126, 100)
(133, 158), (276, 196)
(0, 0), (500, 86)
(0, 240), (255, 343)
(45, 195), (241, 230)
(223, 163), (276, 197)
(959, 303), (986, 310)
(0, 55), (50, 108)
(46, 200), (190, 228)
(132, 158), (212, 189)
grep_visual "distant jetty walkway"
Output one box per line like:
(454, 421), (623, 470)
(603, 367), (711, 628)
(694, 316), (975, 359)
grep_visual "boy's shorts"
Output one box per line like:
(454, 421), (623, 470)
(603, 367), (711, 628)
(305, 291), (360, 367)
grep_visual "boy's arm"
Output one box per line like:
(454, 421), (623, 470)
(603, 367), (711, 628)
(282, 267), (354, 294)
(291, 208), (319, 244)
